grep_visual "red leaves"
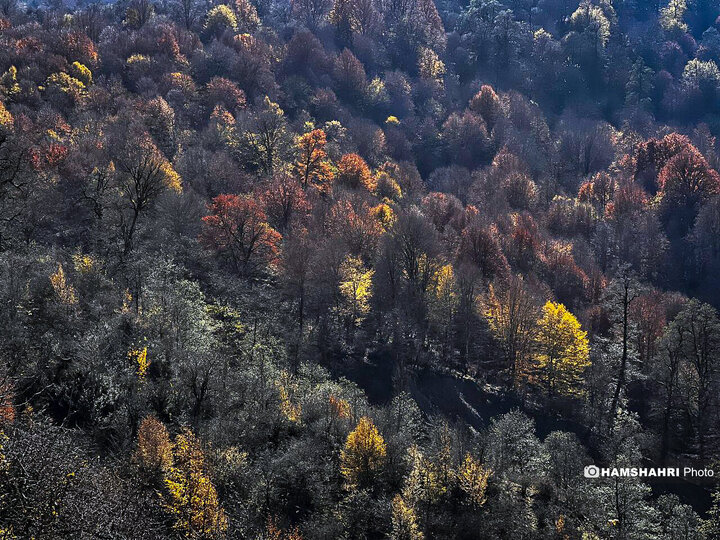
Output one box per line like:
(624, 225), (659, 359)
(201, 194), (282, 276)
(657, 147), (720, 202)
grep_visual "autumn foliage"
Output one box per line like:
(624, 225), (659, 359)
(341, 416), (387, 489)
(201, 194), (282, 276)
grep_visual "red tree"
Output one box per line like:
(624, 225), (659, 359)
(201, 194), (282, 276)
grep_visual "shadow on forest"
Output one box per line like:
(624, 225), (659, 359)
(337, 351), (714, 516)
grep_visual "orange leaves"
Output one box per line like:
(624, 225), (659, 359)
(50, 263), (78, 306)
(295, 129), (333, 191)
(329, 394), (351, 419)
(60, 31), (99, 68)
(135, 415), (172, 474)
(336, 153), (374, 191)
(201, 194), (282, 276)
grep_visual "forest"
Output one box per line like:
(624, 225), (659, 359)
(1, 0), (720, 537)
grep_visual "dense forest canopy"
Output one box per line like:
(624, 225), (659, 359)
(1, 0), (720, 537)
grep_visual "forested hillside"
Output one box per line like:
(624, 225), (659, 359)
(1, 0), (720, 537)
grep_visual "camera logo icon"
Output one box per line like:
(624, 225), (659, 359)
(584, 465), (600, 478)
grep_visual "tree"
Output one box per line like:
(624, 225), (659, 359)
(295, 129), (333, 191)
(333, 49), (366, 100)
(468, 85), (503, 131)
(338, 255), (374, 332)
(604, 268), (642, 428)
(441, 111), (491, 169)
(164, 429), (228, 538)
(244, 97), (288, 176)
(428, 264), (458, 357)
(262, 173), (309, 231)
(204, 5), (238, 38)
(457, 453), (491, 507)
(660, 0), (688, 34)
(292, 0), (333, 30)
(201, 194), (282, 276)
(340, 416), (386, 489)
(135, 415), (172, 476)
(173, 0), (200, 29)
(658, 146), (720, 236)
(336, 153), (374, 191)
(484, 276), (538, 387)
(115, 136), (182, 255)
(531, 301), (590, 398)
(665, 301), (720, 458)
(390, 494), (424, 540)
(233, 0), (260, 32)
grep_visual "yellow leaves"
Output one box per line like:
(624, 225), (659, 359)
(532, 301), (590, 397)
(205, 4), (238, 34)
(50, 263), (78, 306)
(126, 54), (151, 65)
(391, 494), (424, 540)
(164, 429), (228, 539)
(121, 288), (133, 313)
(338, 256), (374, 326)
(341, 416), (386, 489)
(375, 170), (403, 202)
(386, 116), (400, 126)
(660, 0), (688, 33)
(276, 371), (302, 424)
(0, 101), (11, 129)
(44, 72), (86, 100)
(370, 203), (396, 230)
(72, 253), (96, 274)
(128, 346), (149, 379)
(431, 264), (457, 313)
(0, 66), (20, 97)
(136, 415), (173, 473)
(417, 47), (445, 82)
(482, 277), (537, 388)
(403, 445), (447, 507)
(70, 61), (92, 86)
(160, 160), (183, 193)
(457, 454), (491, 507)
(329, 394), (351, 419)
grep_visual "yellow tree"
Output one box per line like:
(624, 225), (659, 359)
(338, 255), (374, 330)
(390, 494), (424, 540)
(531, 302), (590, 397)
(164, 429), (228, 538)
(50, 263), (78, 306)
(295, 129), (333, 191)
(340, 416), (386, 489)
(457, 453), (491, 507)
